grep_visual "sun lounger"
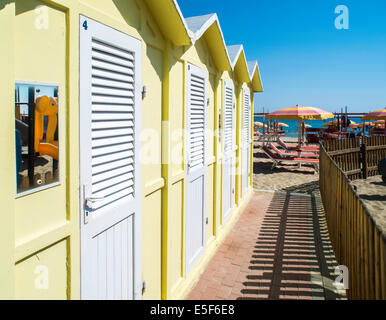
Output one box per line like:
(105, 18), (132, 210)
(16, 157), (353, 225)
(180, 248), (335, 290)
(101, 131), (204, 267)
(262, 145), (319, 173)
(278, 137), (319, 152)
(254, 130), (265, 143)
(269, 143), (319, 158)
(254, 131), (280, 144)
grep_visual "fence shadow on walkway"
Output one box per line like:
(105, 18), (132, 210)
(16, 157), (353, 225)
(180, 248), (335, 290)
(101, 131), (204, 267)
(237, 192), (345, 300)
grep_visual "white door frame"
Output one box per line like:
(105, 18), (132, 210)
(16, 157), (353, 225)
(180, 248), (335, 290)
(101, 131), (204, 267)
(242, 90), (250, 198)
(185, 63), (207, 274)
(222, 80), (234, 223)
(79, 15), (142, 300)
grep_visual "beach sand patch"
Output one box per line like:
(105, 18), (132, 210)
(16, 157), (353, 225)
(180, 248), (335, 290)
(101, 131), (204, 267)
(351, 175), (386, 236)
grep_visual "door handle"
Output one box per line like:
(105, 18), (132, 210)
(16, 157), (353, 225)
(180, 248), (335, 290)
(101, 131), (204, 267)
(85, 196), (105, 209)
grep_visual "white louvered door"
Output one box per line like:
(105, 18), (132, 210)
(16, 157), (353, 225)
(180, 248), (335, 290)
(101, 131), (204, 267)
(185, 64), (207, 274)
(242, 90), (250, 198)
(222, 81), (234, 223)
(79, 16), (142, 300)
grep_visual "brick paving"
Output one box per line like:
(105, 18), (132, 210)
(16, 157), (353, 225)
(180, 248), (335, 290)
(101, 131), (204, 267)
(187, 191), (347, 300)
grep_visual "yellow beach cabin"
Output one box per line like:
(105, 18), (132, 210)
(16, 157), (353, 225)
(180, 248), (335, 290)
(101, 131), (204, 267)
(0, 0), (263, 300)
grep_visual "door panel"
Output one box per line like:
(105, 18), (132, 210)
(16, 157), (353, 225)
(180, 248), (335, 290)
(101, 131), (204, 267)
(186, 175), (205, 267)
(242, 91), (250, 198)
(79, 16), (142, 300)
(222, 81), (234, 223)
(93, 215), (134, 299)
(186, 64), (207, 274)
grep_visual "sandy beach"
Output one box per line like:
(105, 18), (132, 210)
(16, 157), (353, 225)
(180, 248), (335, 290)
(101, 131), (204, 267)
(253, 134), (386, 235)
(351, 175), (386, 236)
(253, 136), (320, 194)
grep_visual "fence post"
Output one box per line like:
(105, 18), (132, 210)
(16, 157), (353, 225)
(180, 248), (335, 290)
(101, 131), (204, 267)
(361, 143), (368, 179)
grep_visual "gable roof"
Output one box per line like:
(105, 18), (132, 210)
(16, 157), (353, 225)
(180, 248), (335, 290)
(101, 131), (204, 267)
(247, 61), (263, 92)
(247, 61), (257, 79)
(185, 13), (231, 71)
(227, 45), (250, 83)
(144, 0), (192, 46)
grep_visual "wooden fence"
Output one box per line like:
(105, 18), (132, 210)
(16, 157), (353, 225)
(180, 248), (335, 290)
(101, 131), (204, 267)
(319, 142), (386, 300)
(322, 136), (386, 180)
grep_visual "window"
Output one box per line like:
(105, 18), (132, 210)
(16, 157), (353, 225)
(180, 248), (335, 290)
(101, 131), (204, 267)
(15, 83), (60, 195)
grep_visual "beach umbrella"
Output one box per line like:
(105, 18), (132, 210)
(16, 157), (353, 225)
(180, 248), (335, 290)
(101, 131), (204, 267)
(304, 124), (312, 128)
(322, 119), (357, 126)
(348, 123), (358, 129)
(322, 119), (357, 128)
(266, 105), (333, 146)
(254, 121), (265, 128)
(321, 120), (337, 128)
(362, 109), (386, 134)
(355, 121), (375, 127)
(266, 106), (333, 121)
(374, 120), (386, 128)
(277, 122), (289, 128)
(362, 109), (386, 120)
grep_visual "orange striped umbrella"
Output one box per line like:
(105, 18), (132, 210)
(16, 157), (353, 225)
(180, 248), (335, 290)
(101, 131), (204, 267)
(362, 109), (386, 134)
(362, 109), (386, 120)
(321, 120), (338, 128)
(374, 120), (386, 127)
(254, 121), (267, 128)
(266, 105), (333, 120)
(266, 106), (333, 146)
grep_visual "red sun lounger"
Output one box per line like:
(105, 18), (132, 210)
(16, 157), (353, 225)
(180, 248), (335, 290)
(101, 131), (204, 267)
(278, 137), (319, 152)
(269, 143), (319, 158)
(262, 145), (319, 173)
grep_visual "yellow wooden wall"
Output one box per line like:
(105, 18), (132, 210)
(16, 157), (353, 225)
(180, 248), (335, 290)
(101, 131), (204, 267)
(0, 0), (256, 300)
(164, 39), (254, 300)
(1, 0), (168, 300)
(0, 1), (16, 300)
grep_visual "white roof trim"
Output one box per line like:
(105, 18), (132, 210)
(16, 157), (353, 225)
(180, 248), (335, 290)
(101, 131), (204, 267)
(172, 0), (195, 41)
(247, 61), (258, 79)
(227, 44), (248, 70)
(247, 60), (264, 91)
(185, 13), (231, 65)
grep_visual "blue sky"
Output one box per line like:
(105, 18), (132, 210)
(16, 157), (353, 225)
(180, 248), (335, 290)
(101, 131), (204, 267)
(178, 0), (386, 113)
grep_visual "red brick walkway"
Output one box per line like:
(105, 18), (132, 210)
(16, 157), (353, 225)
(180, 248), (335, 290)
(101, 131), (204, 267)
(187, 191), (346, 300)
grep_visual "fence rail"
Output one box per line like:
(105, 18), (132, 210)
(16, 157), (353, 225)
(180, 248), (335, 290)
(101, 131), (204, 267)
(319, 141), (386, 300)
(322, 136), (386, 180)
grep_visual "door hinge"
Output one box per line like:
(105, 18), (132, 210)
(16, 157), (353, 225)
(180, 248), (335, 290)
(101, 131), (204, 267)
(142, 281), (146, 295)
(206, 217), (209, 225)
(232, 188), (235, 194)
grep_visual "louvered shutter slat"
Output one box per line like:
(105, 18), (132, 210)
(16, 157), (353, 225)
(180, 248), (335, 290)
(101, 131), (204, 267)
(92, 173), (134, 194)
(92, 59), (134, 76)
(92, 40), (135, 61)
(92, 77), (134, 90)
(91, 127), (134, 139)
(92, 158), (134, 176)
(91, 188), (134, 210)
(92, 68), (134, 83)
(92, 136), (133, 148)
(243, 92), (250, 144)
(92, 166), (134, 185)
(188, 68), (206, 171)
(92, 50), (135, 69)
(92, 85), (135, 97)
(92, 112), (133, 121)
(224, 84), (234, 153)
(89, 38), (136, 204)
